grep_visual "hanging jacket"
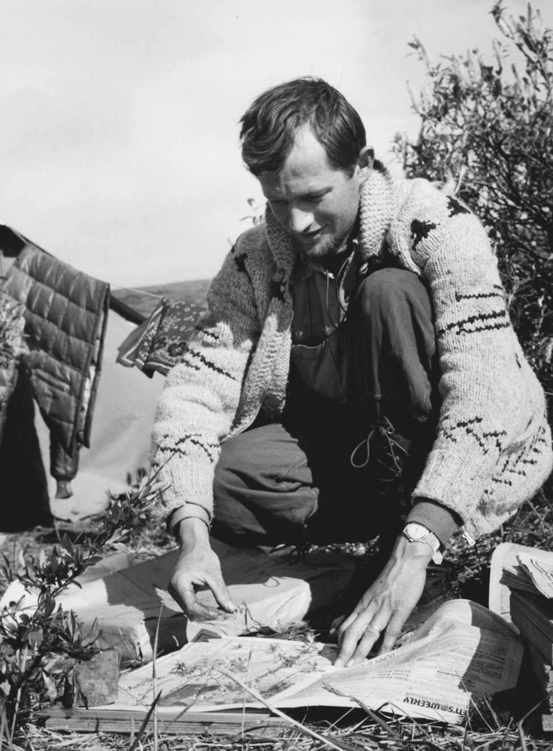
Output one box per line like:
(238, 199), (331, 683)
(0, 291), (26, 445)
(0, 225), (109, 482)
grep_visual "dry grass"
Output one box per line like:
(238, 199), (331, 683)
(21, 712), (553, 751)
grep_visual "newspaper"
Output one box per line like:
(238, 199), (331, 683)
(109, 598), (522, 725)
(489, 543), (553, 624)
(517, 555), (553, 599)
(0, 541), (356, 664)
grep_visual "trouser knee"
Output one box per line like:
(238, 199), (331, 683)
(212, 426), (317, 545)
(348, 267), (438, 430)
(355, 268), (432, 323)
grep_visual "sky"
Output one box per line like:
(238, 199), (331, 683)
(0, 0), (551, 287)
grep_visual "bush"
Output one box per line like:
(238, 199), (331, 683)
(0, 539), (99, 743)
(394, 1), (553, 406)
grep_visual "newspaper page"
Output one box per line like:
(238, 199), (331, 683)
(117, 637), (337, 710)
(517, 554), (553, 599)
(489, 543), (553, 623)
(314, 599), (522, 723)
(111, 599), (522, 724)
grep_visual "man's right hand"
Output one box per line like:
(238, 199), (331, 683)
(169, 517), (236, 620)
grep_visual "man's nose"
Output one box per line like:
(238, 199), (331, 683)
(287, 206), (313, 234)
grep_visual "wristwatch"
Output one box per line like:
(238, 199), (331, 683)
(402, 522), (443, 565)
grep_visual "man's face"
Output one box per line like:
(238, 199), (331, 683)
(258, 125), (366, 260)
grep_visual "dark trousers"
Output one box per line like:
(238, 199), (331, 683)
(0, 365), (52, 531)
(212, 269), (439, 547)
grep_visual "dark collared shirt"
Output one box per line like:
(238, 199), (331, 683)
(290, 236), (367, 403)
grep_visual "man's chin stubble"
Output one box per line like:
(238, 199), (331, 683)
(293, 235), (343, 260)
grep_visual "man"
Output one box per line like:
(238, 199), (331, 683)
(152, 78), (552, 666)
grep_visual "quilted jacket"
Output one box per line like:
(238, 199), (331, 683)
(0, 225), (109, 481)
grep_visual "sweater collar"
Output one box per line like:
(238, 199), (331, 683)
(264, 167), (396, 279)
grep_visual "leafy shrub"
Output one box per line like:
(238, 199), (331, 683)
(0, 539), (99, 743)
(394, 1), (553, 405)
(0, 468), (171, 743)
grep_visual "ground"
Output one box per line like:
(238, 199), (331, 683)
(0, 474), (553, 750)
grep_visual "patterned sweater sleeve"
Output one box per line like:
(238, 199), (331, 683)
(151, 242), (261, 518)
(392, 179), (538, 531)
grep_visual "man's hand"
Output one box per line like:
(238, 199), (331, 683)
(169, 518), (235, 620)
(335, 535), (432, 666)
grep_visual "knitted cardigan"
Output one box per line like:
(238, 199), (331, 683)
(152, 168), (553, 541)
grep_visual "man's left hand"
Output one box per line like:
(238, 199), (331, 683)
(335, 535), (432, 666)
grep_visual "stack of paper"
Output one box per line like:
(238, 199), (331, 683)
(490, 543), (553, 665)
(490, 543), (553, 731)
(98, 599), (522, 726)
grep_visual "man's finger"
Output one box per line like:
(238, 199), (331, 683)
(177, 582), (201, 616)
(184, 592), (220, 621)
(379, 610), (408, 654)
(337, 584), (378, 640)
(329, 614), (346, 635)
(205, 574), (236, 613)
(349, 619), (388, 664)
(335, 607), (376, 667)
(171, 579), (218, 620)
(336, 606), (363, 640)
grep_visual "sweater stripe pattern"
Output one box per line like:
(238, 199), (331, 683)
(152, 169), (552, 540)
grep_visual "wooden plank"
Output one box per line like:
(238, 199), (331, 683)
(39, 707), (291, 737)
(42, 707), (276, 721)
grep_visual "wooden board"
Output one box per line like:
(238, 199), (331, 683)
(39, 706), (291, 737)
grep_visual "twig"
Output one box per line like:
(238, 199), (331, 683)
(10, 645), (28, 744)
(326, 707), (357, 733)
(152, 605), (163, 751)
(517, 698), (543, 746)
(519, 723), (529, 751)
(467, 694), (495, 733)
(127, 691), (162, 751)
(216, 669), (347, 751)
(386, 702), (444, 749)
(324, 685), (402, 743)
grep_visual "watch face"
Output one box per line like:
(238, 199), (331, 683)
(404, 524), (439, 550)
(404, 524), (427, 540)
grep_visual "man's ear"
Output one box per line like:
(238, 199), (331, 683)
(358, 146), (374, 171)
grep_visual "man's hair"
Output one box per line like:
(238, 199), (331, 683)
(239, 77), (366, 176)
